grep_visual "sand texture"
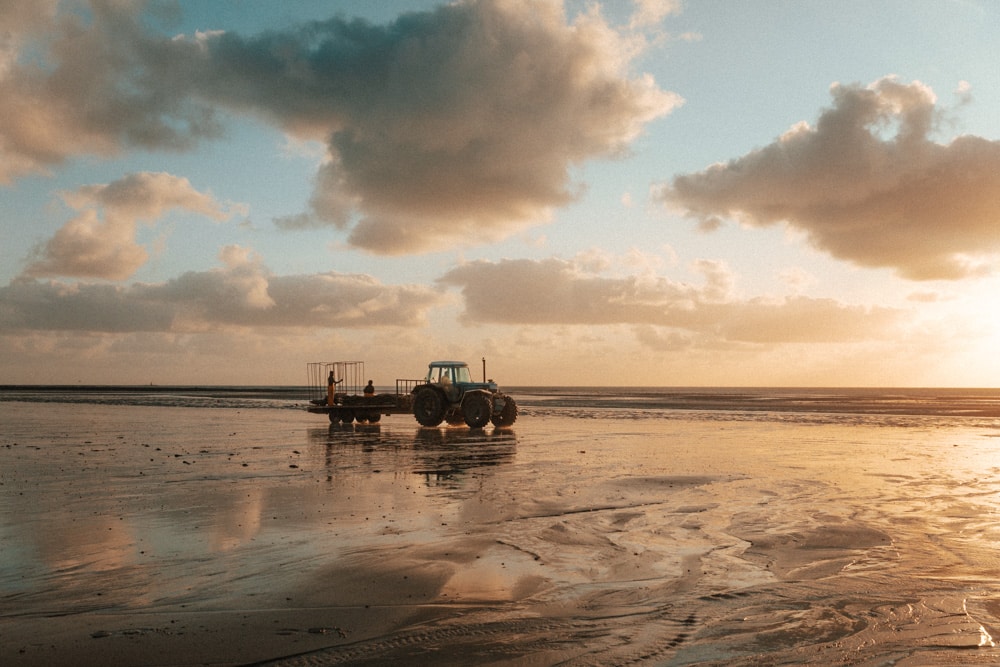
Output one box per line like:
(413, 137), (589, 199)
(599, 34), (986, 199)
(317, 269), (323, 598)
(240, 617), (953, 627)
(4, 400), (1000, 665)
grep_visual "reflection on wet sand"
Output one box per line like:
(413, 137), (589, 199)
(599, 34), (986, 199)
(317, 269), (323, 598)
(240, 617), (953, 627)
(308, 423), (517, 485)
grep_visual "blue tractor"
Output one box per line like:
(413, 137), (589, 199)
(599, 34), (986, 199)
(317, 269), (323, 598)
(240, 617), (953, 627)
(411, 360), (517, 428)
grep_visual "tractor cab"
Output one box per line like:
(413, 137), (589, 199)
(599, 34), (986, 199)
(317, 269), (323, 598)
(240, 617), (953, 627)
(426, 361), (497, 394)
(426, 361), (472, 384)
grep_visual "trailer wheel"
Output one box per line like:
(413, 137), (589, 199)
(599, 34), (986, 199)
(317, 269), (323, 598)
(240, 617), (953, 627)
(463, 392), (491, 428)
(340, 411), (355, 424)
(413, 387), (445, 427)
(491, 395), (518, 427)
(328, 411), (339, 424)
(367, 412), (381, 423)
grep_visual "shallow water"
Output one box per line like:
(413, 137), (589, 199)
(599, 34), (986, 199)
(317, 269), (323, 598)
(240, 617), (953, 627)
(4, 394), (1000, 665)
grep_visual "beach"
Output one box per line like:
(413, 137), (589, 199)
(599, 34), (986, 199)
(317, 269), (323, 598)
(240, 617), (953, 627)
(4, 393), (1000, 665)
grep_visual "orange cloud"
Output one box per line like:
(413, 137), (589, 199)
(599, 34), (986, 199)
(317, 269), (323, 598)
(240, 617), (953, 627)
(23, 172), (238, 281)
(3, 247), (444, 333)
(439, 256), (901, 344)
(658, 77), (1000, 280)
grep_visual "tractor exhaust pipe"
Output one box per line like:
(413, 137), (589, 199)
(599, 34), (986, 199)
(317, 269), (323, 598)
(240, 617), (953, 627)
(482, 357), (486, 383)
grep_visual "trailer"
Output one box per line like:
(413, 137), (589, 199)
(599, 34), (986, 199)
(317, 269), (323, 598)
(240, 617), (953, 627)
(306, 361), (420, 424)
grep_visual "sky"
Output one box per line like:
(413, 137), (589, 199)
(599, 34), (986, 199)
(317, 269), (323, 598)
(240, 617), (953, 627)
(4, 0), (1000, 387)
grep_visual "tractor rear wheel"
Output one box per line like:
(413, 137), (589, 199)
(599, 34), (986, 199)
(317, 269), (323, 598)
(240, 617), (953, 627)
(413, 387), (446, 427)
(491, 395), (518, 427)
(463, 392), (492, 428)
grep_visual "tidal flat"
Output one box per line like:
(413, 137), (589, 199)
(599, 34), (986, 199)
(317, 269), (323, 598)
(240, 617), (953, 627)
(4, 397), (1000, 665)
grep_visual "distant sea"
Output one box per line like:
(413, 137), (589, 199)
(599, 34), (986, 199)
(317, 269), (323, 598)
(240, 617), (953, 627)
(3, 385), (1000, 428)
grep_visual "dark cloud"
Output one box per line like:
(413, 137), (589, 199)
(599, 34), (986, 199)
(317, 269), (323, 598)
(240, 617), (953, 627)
(2, 0), (679, 253)
(2, 246), (444, 333)
(186, 0), (680, 253)
(439, 257), (902, 343)
(657, 77), (1000, 280)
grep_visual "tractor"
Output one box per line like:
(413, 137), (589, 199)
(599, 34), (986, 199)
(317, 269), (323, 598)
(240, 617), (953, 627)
(411, 360), (517, 428)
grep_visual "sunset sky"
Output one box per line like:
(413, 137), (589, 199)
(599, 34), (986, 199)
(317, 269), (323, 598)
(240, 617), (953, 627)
(4, 0), (1000, 387)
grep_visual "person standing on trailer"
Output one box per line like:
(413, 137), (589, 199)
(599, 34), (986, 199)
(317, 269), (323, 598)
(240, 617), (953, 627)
(327, 370), (341, 406)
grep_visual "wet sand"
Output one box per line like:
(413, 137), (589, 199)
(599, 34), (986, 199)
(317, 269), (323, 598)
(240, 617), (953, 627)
(4, 401), (1000, 665)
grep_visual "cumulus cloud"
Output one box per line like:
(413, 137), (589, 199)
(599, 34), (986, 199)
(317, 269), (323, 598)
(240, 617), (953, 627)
(439, 256), (901, 344)
(23, 172), (238, 281)
(657, 77), (1000, 280)
(2, 246), (444, 333)
(211, 0), (681, 253)
(0, 2), (222, 182)
(2, 0), (680, 253)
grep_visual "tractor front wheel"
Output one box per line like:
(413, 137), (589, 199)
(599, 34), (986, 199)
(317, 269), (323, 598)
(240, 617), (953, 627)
(463, 392), (492, 428)
(413, 387), (446, 427)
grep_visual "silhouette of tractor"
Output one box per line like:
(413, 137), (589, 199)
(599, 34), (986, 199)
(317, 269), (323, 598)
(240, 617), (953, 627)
(411, 360), (517, 428)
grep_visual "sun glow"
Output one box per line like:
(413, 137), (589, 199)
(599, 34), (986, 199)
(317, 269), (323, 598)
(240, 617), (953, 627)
(936, 283), (1000, 387)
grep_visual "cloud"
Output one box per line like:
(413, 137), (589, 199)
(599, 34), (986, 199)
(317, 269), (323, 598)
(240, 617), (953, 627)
(191, 1), (681, 253)
(0, 2), (222, 182)
(3, 0), (680, 254)
(657, 77), (1000, 280)
(0, 278), (176, 332)
(630, 0), (682, 29)
(2, 246), (445, 333)
(150, 246), (444, 329)
(23, 172), (238, 281)
(439, 256), (901, 344)
(0, 1), (59, 71)
(210, 0), (682, 253)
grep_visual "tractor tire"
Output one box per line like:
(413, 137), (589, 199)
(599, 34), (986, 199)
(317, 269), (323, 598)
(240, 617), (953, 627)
(413, 387), (446, 427)
(491, 394), (518, 427)
(463, 392), (492, 428)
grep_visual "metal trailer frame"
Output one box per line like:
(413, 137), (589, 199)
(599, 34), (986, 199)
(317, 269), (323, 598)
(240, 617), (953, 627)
(307, 361), (420, 424)
(307, 361), (366, 405)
